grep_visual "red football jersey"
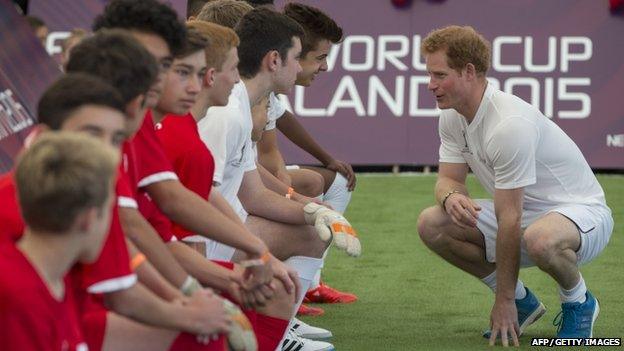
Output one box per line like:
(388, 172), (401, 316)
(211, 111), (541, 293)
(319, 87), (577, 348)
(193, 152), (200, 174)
(0, 171), (136, 313)
(136, 191), (177, 243)
(155, 113), (216, 239)
(0, 172), (24, 243)
(0, 242), (87, 351)
(125, 111), (181, 242)
(130, 110), (178, 188)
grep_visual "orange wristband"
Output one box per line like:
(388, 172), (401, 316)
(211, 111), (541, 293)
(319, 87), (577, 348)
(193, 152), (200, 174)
(130, 253), (146, 270)
(260, 250), (271, 264)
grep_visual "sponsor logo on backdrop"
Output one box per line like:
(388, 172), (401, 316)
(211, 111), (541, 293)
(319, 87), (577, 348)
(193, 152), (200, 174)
(606, 133), (624, 147)
(285, 35), (592, 120)
(0, 89), (33, 141)
(46, 31), (71, 55)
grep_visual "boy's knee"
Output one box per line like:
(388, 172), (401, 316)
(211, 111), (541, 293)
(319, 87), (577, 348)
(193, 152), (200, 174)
(293, 170), (325, 197)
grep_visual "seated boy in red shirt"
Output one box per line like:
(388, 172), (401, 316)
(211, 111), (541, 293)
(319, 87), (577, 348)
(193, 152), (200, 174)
(0, 132), (118, 351)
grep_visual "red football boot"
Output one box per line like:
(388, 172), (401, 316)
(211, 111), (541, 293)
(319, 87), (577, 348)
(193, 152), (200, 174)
(304, 282), (358, 304)
(297, 304), (325, 317)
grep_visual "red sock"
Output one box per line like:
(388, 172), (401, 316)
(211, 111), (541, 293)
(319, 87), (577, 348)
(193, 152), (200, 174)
(255, 314), (289, 351)
(169, 333), (226, 351)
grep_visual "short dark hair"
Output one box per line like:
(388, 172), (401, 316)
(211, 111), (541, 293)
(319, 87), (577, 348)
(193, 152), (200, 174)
(177, 27), (211, 59)
(92, 0), (187, 56)
(25, 15), (45, 30)
(244, 0), (274, 8)
(37, 73), (125, 130)
(236, 8), (303, 78)
(283, 3), (343, 57)
(66, 29), (158, 105)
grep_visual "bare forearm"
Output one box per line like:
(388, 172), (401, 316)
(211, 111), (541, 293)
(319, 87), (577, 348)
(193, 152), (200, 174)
(135, 258), (184, 301)
(119, 207), (188, 288)
(209, 190), (246, 227)
(495, 215), (521, 301)
(168, 241), (233, 292)
(104, 284), (188, 331)
(276, 112), (333, 165)
(125, 239), (182, 301)
(434, 176), (469, 206)
(257, 131), (287, 176)
(147, 181), (266, 258)
(257, 162), (290, 195)
(241, 188), (305, 224)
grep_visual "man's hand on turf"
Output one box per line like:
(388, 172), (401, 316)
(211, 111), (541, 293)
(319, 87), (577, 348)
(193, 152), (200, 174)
(489, 299), (520, 347)
(325, 159), (356, 191)
(444, 193), (481, 228)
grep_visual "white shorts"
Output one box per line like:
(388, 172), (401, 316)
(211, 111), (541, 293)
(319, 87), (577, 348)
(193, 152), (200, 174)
(475, 200), (613, 268)
(182, 235), (236, 262)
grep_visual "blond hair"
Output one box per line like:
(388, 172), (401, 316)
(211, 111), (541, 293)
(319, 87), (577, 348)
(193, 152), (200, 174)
(421, 25), (491, 75)
(187, 20), (239, 71)
(196, 0), (253, 29)
(15, 132), (119, 233)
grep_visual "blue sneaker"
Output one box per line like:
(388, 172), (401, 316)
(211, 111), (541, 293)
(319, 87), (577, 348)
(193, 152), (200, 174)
(554, 291), (599, 338)
(483, 287), (546, 339)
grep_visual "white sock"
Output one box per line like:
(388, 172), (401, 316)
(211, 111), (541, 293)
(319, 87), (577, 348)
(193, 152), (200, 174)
(311, 270), (321, 290)
(559, 274), (587, 304)
(515, 280), (527, 300)
(481, 271), (527, 299)
(284, 256), (323, 317)
(322, 173), (351, 214)
(309, 247), (329, 290)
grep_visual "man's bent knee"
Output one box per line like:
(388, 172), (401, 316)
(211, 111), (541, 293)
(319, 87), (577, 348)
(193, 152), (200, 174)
(417, 206), (447, 244)
(524, 227), (561, 265)
(524, 214), (580, 265)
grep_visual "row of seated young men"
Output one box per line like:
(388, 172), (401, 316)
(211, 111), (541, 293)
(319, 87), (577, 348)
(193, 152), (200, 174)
(0, 1), (361, 351)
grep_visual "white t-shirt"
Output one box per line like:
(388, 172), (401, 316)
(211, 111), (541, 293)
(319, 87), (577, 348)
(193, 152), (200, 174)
(264, 92), (286, 131)
(439, 83), (607, 214)
(198, 81), (256, 220)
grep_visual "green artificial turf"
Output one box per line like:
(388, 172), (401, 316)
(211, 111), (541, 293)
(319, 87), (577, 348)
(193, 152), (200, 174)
(302, 174), (623, 350)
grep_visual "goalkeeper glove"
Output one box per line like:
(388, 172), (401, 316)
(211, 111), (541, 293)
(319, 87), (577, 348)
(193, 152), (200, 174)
(223, 299), (257, 351)
(303, 203), (361, 257)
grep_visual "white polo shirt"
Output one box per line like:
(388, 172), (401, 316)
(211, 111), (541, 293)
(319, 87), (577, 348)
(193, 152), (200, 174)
(438, 83), (608, 217)
(198, 81), (256, 221)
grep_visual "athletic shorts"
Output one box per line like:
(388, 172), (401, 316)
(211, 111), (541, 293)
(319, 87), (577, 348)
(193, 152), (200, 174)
(182, 235), (235, 262)
(475, 199), (613, 267)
